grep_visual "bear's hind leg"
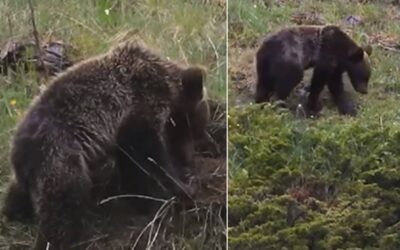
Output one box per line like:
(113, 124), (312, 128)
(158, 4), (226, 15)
(255, 56), (275, 103)
(254, 76), (274, 104)
(115, 143), (156, 213)
(274, 63), (304, 101)
(2, 180), (34, 222)
(33, 157), (92, 250)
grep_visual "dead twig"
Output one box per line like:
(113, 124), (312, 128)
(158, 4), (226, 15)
(72, 234), (109, 248)
(146, 200), (171, 249)
(116, 144), (167, 192)
(6, 10), (13, 38)
(131, 197), (175, 250)
(27, 0), (48, 77)
(98, 194), (169, 205)
(147, 157), (193, 200)
(377, 43), (400, 53)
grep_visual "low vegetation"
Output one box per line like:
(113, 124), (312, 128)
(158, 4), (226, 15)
(228, 0), (400, 249)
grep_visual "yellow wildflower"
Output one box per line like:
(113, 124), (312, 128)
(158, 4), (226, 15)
(9, 99), (17, 106)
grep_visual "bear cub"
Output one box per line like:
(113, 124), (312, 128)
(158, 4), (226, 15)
(2, 41), (208, 250)
(255, 25), (372, 116)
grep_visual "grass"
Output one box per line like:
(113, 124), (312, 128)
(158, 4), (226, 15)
(228, 0), (400, 249)
(0, 0), (226, 249)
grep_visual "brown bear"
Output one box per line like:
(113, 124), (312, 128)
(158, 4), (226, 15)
(254, 25), (372, 116)
(2, 41), (208, 250)
(114, 67), (210, 209)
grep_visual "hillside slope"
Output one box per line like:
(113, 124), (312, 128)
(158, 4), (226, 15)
(228, 0), (400, 249)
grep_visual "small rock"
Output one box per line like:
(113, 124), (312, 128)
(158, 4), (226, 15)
(344, 15), (363, 26)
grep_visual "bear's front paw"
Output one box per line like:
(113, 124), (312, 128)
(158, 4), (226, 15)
(334, 94), (357, 116)
(337, 98), (357, 116)
(171, 182), (198, 210)
(306, 100), (323, 117)
(172, 182), (196, 201)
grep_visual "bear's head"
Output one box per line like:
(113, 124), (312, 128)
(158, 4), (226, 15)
(179, 66), (210, 139)
(320, 26), (372, 94)
(345, 45), (372, 94)
(166, 66), (210, 167)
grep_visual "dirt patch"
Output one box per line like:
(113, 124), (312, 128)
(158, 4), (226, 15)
(229, 46), (257, 106)
(291, 11), (325, 25)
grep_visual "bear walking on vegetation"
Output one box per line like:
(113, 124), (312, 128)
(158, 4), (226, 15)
(2, 41), (208, 250)
(255, 25), (372, 116)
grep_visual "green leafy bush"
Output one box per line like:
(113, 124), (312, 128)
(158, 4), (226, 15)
(229, 104), (400, 249)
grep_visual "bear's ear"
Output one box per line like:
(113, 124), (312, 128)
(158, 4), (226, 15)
(348, 47), (364, 63)
(321, 25), (340, 37)
(363, 45), (373, 56)
(181, 66), (206, 102)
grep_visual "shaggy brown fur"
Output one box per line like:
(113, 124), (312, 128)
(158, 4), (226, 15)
(255, 25), (372, 116)
(2, 41), (207, 250)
